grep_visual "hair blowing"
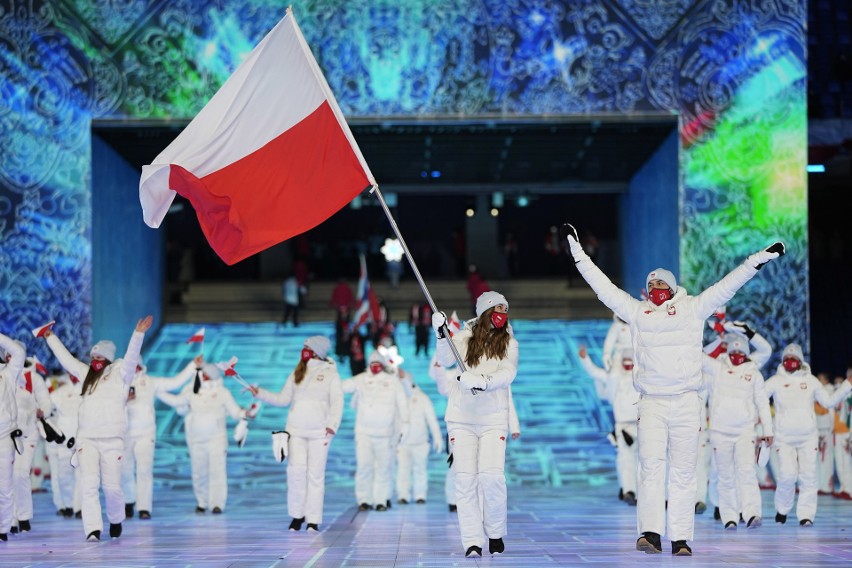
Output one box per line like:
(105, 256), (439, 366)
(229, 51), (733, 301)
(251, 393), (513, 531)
(293, 359), (308, 384)
(465, 308), (510, 368)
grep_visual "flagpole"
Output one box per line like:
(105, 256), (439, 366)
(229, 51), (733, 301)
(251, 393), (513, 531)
(369, 185), (467, 372)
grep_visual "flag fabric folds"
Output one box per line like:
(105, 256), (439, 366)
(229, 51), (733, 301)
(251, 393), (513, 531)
(352, 254), (380, 329)
(139, 8), (375, 265)
(186, 328), (206, 344)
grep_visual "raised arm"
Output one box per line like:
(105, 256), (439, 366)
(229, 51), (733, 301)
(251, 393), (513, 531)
(118, 316), (153, 385)
(723, 321), (773, 369)
(814, 375), (852, 409)
(0, 333), (26, 385)
(152, 357), (200, 394)
(43, 331), (89, 380)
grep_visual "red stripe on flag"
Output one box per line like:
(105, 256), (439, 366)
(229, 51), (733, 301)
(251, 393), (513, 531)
(169, 101), (371, 265)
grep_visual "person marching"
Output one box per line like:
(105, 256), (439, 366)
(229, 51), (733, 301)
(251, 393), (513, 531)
(48, 371), (82, 518)
(432, 290), (519, 558)
(578, 345), (640, 506)
(563, 222), (783, 556)
(249, 336), (343, 532)
(395, 366), (443, 505)
(122, 355), (198, 520)
(763, 344), (852, 526)
(702, 334), (773, 530)
(38, 316), (153, 541)
(0, 333), (26, 543)
(341, 351), (409, 512)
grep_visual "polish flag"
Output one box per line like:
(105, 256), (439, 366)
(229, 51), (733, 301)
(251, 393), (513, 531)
(139, 8), (375, 265)
(448, 311), (462, 336)
(186, 328), (206, 344)
(217, 356), (239, 376)
(31, 321), (55, 339)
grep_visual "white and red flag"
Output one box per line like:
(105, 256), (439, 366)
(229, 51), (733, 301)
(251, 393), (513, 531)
(448, 311), (462, 336)
(139, 8), (375, 265)
(352, 254), (380, 329)
(186, 328), (206, 344)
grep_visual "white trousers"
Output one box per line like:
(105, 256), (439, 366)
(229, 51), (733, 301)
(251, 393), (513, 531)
(448, 422), (507, 550)
(12, 433), (37, 523)
(397, 442), (430, 501)
(47, 443), (80, 511)
(355, 433), (393, 506)
(774, 434), (819, 520)
(188, 436), (228, 510)
(121, 435), (156, 512)
(711, 430), (761, 523)
(0, 436), (15, 534)
(445, 463), (456, 505)
(637, 392), (700, 542)
(817, 429), (835, 493)
(287, 435), (331, 524)
(835, 431), (852, 494)
(45, 442), (62, 511)
(615, 422), (638, 495)
(696, 427), (711, 504)
(77, 437), (126, 536)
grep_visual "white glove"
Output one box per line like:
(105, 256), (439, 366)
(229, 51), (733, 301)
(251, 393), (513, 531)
(747, 242), (785, 270)
(432, 438), (444, 455)
(431, 311), (448, 338)
(458, 371), (488, 391)
(560, 223), (585, 259)
(233, 419), (249, 448)
(272, 430), (290, 463)
(723, 320), (755, 339)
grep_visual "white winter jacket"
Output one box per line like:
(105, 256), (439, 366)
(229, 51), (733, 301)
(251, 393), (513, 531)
(256, 358), (344, 439)
(342, 370), (409, 437)
(51, 378), (83, 438)
(166, 379), (247, 443)
(765, 364), (852, 441)
(126, 362), (196, 438)
(47, 331), (144, 439)
(435, 324), (519, 427)
(579, 355), (640, 423)
(573, 252), (760, 396)
(401, 387), (441, 446)
(15, 366), (53, 437)
(602, 316), (631, 371)
(0, 333), (25, 438)
(702, 356), (772, 437)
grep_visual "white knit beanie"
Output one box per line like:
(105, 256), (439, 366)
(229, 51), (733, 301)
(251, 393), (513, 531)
(782, 343), (804, 361)
(646, 268), (678, 294)
(727, 336), (750, 356)
(475, 291), (509, 318)
(90, 340), (116, 362)
(304, 336), (331, 359)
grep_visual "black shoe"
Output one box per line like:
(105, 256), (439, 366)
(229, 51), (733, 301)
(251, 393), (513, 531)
(739, 513), (745, 524)
(9, 526), (18, 535)
(800, 519), (813, 527)
(465, 546), (482, 557)
(448, 504), (457, 512)
(212, 507), (223, 514)
(195, 506), (206, 514)
(19, 520), (31, 532)
(386, 499), (392, 509)
(619, 488), (624, 500)
(86, 530), (100, 542)
(416, 498), (426, 504)
(306, 523), (319, 532)
(109, 523), (122, 538)
(125, 503), (135, 518)
(0, 533), (6, 542)
(695, 501), (707, 514)
(624, 491), (637, 506)
(358, 503), (372, 511)
(75, 510), (82, 519)
(776, 512), (787, 524)
(713, 507), (721, 520)
(139, 511), (151, 520)
(724, 521), (737, 530)
(489, 538), (505, 555)
(398, 498), (409, 505)
(747, 516), (762, 529)
(671, 540), (692, 556)
(289, 517), (305, 531)
(636, 532), (662, 554)
(62, 508), (74, 518)
(375, 504), (387, 511)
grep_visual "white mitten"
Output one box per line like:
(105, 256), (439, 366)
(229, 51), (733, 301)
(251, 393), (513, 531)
(431, 311), (448, 338)
(747, 242), (785, 270)
(272, 430), (290, 463)
(560, 223), (585, 259)
(458, 371), (488, 390)
(432, 438), (444, 454)
(233, 419), (249, 448)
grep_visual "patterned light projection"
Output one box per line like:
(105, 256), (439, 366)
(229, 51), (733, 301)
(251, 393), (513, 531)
(0, 0), (806, 362)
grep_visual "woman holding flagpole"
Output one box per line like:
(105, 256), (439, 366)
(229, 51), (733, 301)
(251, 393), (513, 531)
(431, 291), (519, 558)
(249, 336), (343, 532)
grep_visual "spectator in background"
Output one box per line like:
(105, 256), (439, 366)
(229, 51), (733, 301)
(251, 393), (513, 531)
(410, 302), (433, 357)
(334, 307), (352, 363)
(282, 273), (305, 327)
(329, 279), (354, 314)
(504, 232), (520, 278)
(466, 265), (490, 318)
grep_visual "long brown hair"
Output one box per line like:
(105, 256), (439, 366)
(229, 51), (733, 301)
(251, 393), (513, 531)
(464, 308), (511, 368)
(293, 359), (308, 384)
(81, 365), (106, 396)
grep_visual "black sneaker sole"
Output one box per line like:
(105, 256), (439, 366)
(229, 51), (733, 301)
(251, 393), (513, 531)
(636, 537), (662, 554)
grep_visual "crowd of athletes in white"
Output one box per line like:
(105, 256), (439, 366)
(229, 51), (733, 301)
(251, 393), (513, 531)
(1, 226), (850, 557)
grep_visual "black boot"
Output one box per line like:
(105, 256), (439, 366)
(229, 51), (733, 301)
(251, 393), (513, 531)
(695, 502), (707, 514)
(9, 525), (18, 535)
(713, 507), (721, 520)
(636, 532), (662, 554)
(125, 503), (135, 518)
(62, 508), (74, 518)
(195, 506), (206, 514)
(306, 523), (319, 532)
(358, 503), (372, 511)
(0, 533), (7, 542)
(19, 520), (31, 532)
(86, 530), (100, 541)
(489, 538), (505, 555)
(139, 511), (151, 520)
(465, 545), (482, 557)
(109, 523), (122, 538)
(212, 507), (223, 514)
(75, 510), (82, 519)
(448, 504), (457, 512)
(289, 517), (305, 531)
(775, 512), (787, 524)
(624, 491), (637, 506)
(671, 540), (692, 556)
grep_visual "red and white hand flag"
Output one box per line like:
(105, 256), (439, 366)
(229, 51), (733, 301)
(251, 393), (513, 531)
(139, 8), (375, 265)
(31, 356), (48, 376)
(448, 311), (462, 336)
(31, 321), (55, 339)
(186, 328), (206, 344)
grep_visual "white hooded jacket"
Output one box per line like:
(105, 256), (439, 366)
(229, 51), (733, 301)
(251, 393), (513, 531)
(342, 369), (409, 437)
(0, 333), (25, 438)
(255, 358), (344, 439)
(702, 356), (773, 437)
(579, 354), (640, 423)
(50, 376), (83, 438)
(401, 386), (442, 446)
(15, 364), (53, 437)
(46, 331), (144, 439)
(126, 361), (196, 438)
(573, 252), (760, 396)
(165, 377), (247, 443)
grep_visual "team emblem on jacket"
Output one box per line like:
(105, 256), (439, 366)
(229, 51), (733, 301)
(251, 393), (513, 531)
(744, 374), (752, 382)
(667, 305), (676, 316)
(316, 374), (324, 382)
(800, 383), (807, 390)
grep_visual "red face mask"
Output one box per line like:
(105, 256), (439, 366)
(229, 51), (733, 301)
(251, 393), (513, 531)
(622, 360), (634, 371)
(490, 312), (508, 329)
(783, 358), (801, 373)
(369, 362), (384, 374)
(728, 352), (747, 366)
(90, 359), (106, 373)
(300, 348), (314, 362)
(648, 288), (672, 306)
